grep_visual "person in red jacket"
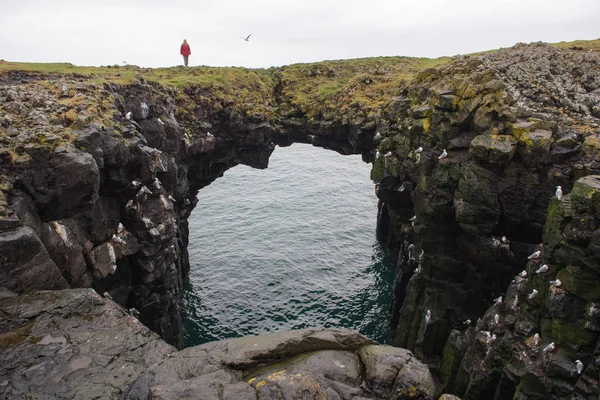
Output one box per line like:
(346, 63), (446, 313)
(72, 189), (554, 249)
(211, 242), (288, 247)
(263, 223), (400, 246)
(180, 39), (191, 67)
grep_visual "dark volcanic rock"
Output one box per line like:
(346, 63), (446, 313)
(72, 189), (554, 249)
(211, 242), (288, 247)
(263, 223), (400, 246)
(0, 289), (436, 400)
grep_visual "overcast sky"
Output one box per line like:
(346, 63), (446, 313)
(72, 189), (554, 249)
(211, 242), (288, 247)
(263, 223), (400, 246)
(1, 0), (599, 68)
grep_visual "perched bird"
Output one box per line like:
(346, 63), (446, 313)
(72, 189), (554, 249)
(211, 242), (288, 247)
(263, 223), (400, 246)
(126, 199), (137, 211)
(501, 236), (509, 244)
(439, 149), (448, 159)
(384, 151), (392, 158)
(415, 146), (424, 154)
(419, 249), (424, 260)
(424, 310), (431, 325)
(494, 314), (500, 324)
(556, 186), (563, 201)
(242, 33), (252, 41)
(168, 195), (176, 202)
(375, 151), (381, 159)
(112, 234), (125, 245)
(125, 112), (132, 120)
(117, 223), (125, 233)
(492, 237), (501, 247)
(128, 308), (140, 319)
(409, 215), (417, 222)
(494, 296), (503, 306)
(519, 270), (528, 278)
(136, 186), (153, 197)
(528, 289), (539, 300)
(550, 279), (562, 288)
(153, 178), (162, 190)
(512, 295), (519, 310)
(131, 180), (142, 187)
(396, 183), (406, 192)
(575, 360), (584, 375)
(535, 264), (549, 274)
(485, 332), (496, 345)
(207, 132), (215, 138)
(103, 292), (113, 300)
(528, 250), (541, 260)
(157, 119), (165, 126)
(543, 342), (555, 353)
(463, 319), (471, 326)
(533, 333), (540, 346)
(373, 132), (382, 142)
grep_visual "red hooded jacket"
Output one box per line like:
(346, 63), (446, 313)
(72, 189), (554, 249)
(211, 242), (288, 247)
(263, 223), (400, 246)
(180, 43), (191, 56)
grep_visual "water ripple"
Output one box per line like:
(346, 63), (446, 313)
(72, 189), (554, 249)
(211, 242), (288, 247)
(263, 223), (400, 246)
(182, 143), (395, 346)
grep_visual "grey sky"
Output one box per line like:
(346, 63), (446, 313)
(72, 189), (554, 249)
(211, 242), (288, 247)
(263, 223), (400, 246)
(1, 0), (599, 68)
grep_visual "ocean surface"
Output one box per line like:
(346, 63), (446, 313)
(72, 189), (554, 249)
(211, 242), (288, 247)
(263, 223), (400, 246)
(182, 143), (395, 347)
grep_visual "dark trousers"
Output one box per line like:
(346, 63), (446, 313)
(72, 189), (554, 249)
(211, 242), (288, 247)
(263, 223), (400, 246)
(183, 56), (189, 67)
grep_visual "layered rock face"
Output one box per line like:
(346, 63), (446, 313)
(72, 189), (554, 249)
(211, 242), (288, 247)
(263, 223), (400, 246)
(372, 43), (600, 398)
(0, 289), (435, 400)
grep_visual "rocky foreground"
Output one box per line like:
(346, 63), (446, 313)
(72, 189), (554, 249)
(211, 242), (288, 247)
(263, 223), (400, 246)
(0, 40), (600, 399)
(0, 289), (436, 399)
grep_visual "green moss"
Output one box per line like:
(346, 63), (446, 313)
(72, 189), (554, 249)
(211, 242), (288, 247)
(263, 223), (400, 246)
(557, 265), (600, 302)
(550, 318), (597, 350)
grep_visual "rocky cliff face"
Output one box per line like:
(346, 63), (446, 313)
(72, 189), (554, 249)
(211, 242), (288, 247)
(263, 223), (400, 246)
(1, 41), (599, 399)
(371, 43), (600, 398)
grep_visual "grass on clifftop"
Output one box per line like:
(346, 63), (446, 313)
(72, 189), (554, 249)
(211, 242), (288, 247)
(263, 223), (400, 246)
(1, 38), (598, 123)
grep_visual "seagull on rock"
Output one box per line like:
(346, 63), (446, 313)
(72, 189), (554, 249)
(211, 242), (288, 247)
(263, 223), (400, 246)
(543, 342), (555, 353)
(533, 333), (540, 346)
(157, 119), (165, 126)
(374, 132), (382, 142)
(528, 289), (539, 300)
(117, 223), (125, 234)
(384, 151), (392, 158)
(103, 292), (113, 300)
(556, 186), (563, 201)
(131, 180), (142, 187)
(494, 314), (500, 324)
(439, 149), (448, 159)
(424, 310), (431, 325)
(112, 234), (126, 245)
(575, 360), (584, 375)
(463, 319), (471, 326)
(550, 279), (562, 288)
(519, 270), (528, 278)
(528, 250), (541, 260)
(153, 178), (162, 190)
(409, 215), (417, 222)
(136, 186), (153, 197)
(125, 112), (132, 120)
(375, 151), (381, 159)
(168, 195), (176, 202)
(494, 296), (503, 306)
(535, 264), (549, 274)
(415, 146), (423, 154)
(501, 236), (510, 244)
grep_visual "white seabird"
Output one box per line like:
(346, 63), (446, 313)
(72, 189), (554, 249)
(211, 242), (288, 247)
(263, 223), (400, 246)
(439, 149), (448, 159)
(494, 296), (503, 306)
(374, 132), (382, 142)
(112, 234), (126, 245)
(131, 180), (141, 187)
(501, 236), (509, 244)
(415, 146), (423, 154)
(154, 178), (162, 190)
(419, 249), (424, 260)
(528, 250), (541, 260)
(207, 132), (215, 138)
(117, 223), (125, 233)
(533, 333), (540, 346)
(535, 264), (549, 274)
(384, 151), (392, 158)
(528, 289), (538, 300)
(136, 186), (153, 197)
(168, 195), (176, 202)
(409, 215), (417, 222)
(157, 119), (165, 126)
(125, 112), (132, 120)
(463, 319), (471, 326)
(556, 186), (563, 201)
(492, 237), (501, 247)
(424, 309), (431, 325)
(575, 360), (584, 375)
(103, 292), (113, 300)
(543, 342), (555, 353)
(512, 295), (519, 310)
(129, 308), (140, 318)
(494, 314), (500, 324)
(550, 279), (562, 288)
(519, 270), (528, 278)
(375, 151), (381, 159)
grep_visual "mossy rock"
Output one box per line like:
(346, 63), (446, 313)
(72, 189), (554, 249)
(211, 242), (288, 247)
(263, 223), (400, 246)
(371, 157), (386, 183)
(409, 118), (431, 135)
(542, 197), (570, 250)
(549, 318), (597, 350)
(569, 175), (600, 215)
(469, 134), (516, 166)
(517, 129), (552, 167)
(436, 95), (459, 111)
(557, 265), (600, 302)
(582, 135), (600, 158)
(507, 120), (539, 140)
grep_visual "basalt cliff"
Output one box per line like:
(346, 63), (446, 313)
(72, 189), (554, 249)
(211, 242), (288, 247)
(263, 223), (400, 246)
(0, 40), (599, 399)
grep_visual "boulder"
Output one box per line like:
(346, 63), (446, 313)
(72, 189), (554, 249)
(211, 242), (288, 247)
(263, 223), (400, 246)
(517, 129), (552, 167)
(469, 134), (517, 167)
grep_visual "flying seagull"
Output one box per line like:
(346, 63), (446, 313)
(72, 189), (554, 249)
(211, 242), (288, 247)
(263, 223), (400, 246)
(242, 33), (252, 41)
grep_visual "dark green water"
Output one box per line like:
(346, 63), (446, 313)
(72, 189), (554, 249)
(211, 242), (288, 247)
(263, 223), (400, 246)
(182, 143), (395, 346)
